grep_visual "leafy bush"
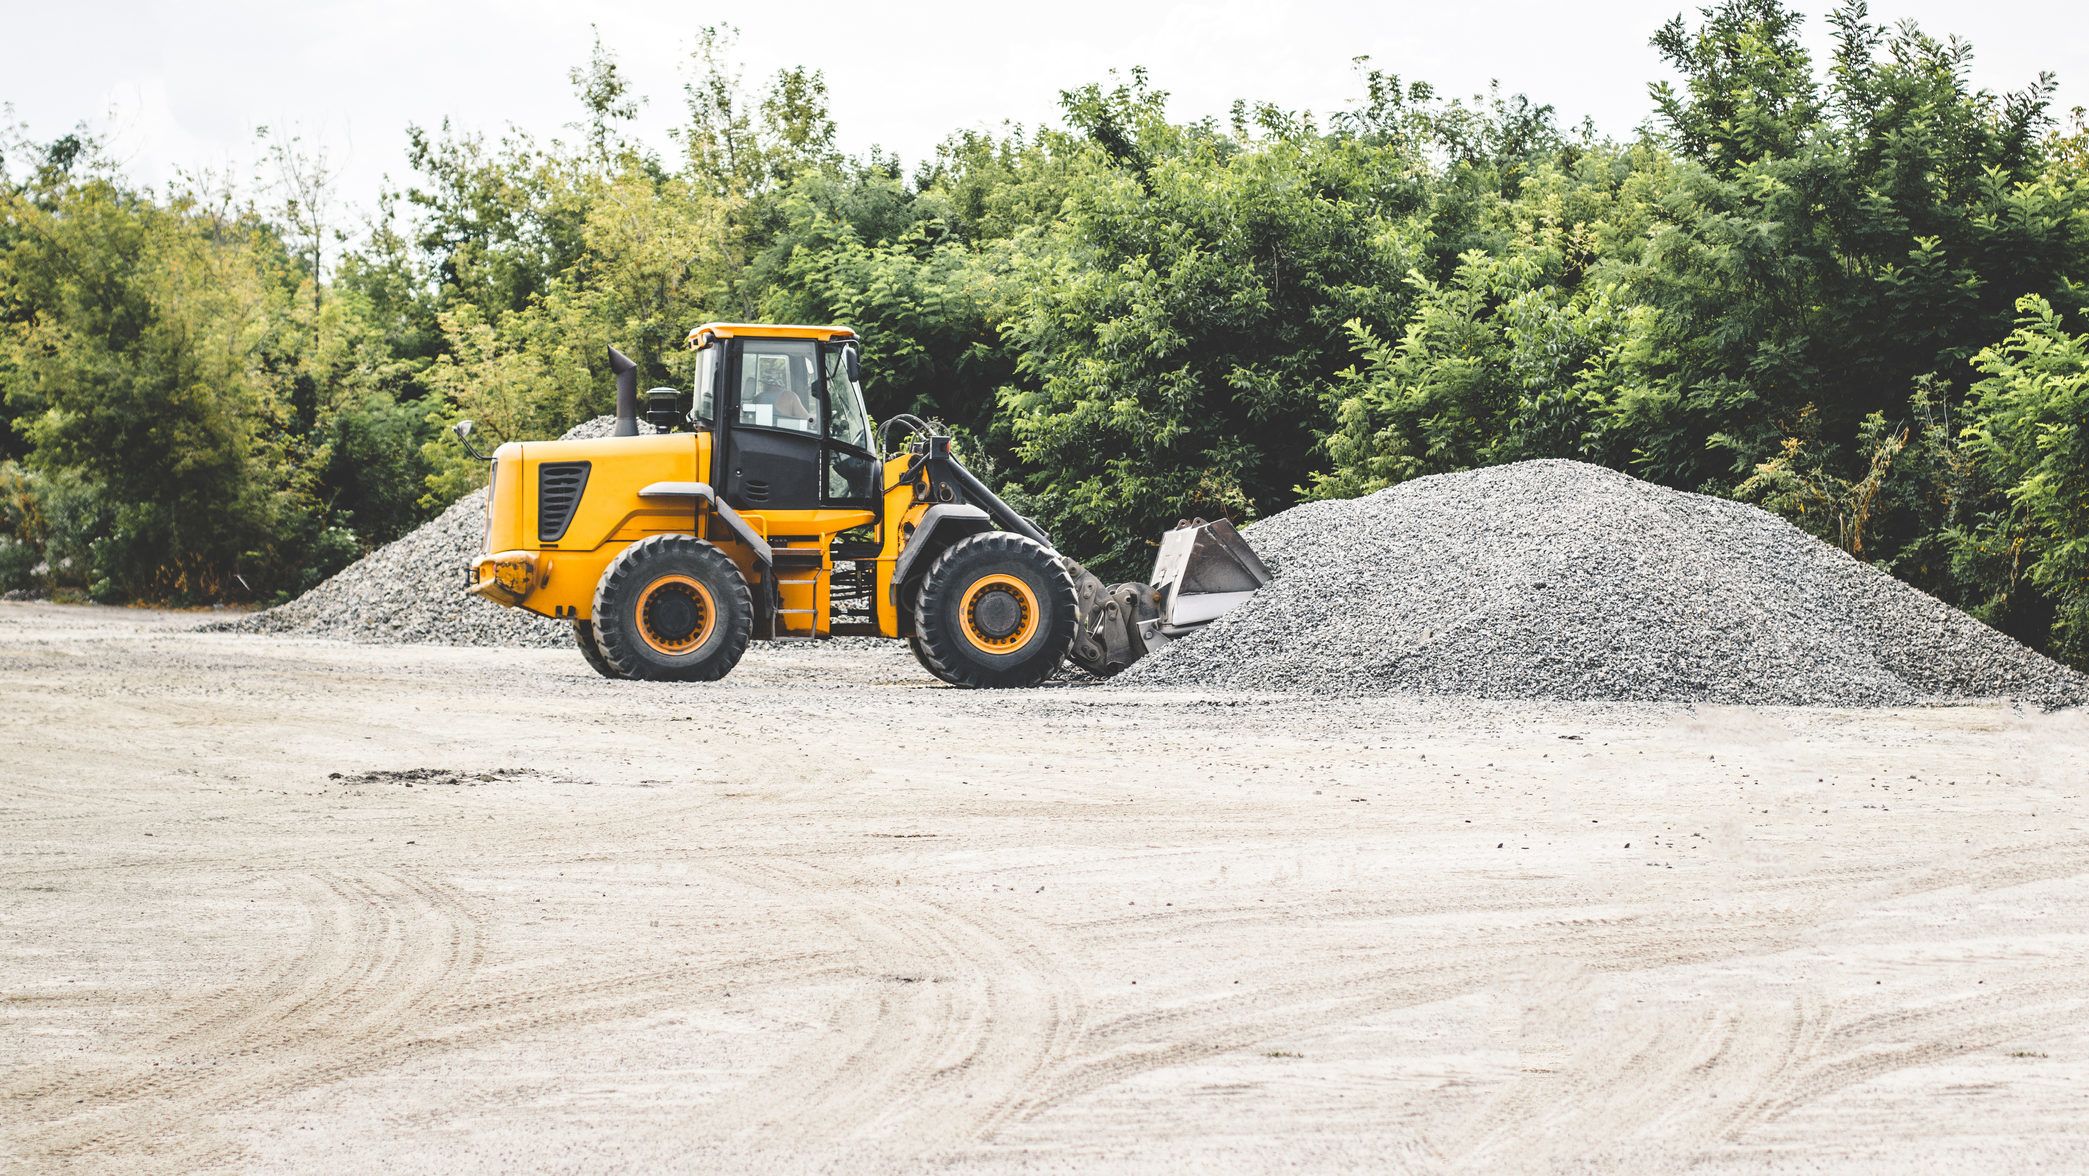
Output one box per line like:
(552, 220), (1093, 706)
(1956, 295), (2089, 660)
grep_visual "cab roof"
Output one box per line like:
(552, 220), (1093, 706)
(686, 322), (855, 347)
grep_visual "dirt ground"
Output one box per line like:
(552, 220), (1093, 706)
(3, 600), (2087, 1173)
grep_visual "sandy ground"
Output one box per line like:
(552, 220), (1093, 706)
(3, 601), (2087, 1173)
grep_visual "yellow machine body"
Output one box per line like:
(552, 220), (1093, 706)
(470, 436), (934, 638)
(467, 323), (943, 640)
(464, 321), (1268, 685)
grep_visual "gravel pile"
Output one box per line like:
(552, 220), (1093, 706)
(215, 418), (618, 648)
(1118, 460), (2089, 707)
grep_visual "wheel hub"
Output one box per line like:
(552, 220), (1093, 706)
(958, 573), (1039, 654)
(971, 590), (1023, 639)
(636, 575), (715, 655)
(649, 593), (700, 642)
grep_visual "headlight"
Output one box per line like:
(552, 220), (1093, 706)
(493, 557), (534, 596)
(467, 551), (539, 605)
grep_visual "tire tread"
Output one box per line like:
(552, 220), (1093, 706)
(912, 532), (1076, 688)
(591, 534), (753, 682)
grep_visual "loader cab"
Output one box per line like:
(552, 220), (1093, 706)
(689, 324), (879, 514)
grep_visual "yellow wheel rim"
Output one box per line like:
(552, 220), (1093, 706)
(958, 573), (1040, 654)
(635, 574), (716, 656)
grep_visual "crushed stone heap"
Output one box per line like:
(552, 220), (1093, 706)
(1117, 460), (2088, 707)
(215, 417), (617, 648)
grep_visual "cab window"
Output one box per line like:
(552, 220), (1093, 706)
(737, 340), (819, 433)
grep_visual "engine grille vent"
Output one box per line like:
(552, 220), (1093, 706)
(537, 461), (590, 542)
(742, 478), (771, 503)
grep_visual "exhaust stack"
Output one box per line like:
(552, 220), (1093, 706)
(609, 346), (638, 437)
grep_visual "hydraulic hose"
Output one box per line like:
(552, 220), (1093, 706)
(878, 413), (933, 456)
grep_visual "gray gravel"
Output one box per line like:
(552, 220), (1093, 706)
(1117, 460), (2089, 707)
(212, 418), (618, 649)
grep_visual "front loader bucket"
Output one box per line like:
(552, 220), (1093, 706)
(1151, 517), (1270, 634)
(1064, 516), (1269, 678)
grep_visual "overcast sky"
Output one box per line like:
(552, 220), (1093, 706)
(5, 0), (2083, 220)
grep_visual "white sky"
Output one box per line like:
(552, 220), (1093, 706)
(5, 0), (2084, 223)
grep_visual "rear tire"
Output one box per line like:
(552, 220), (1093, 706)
(913, 532), (1076, 688)
(592, 535), (753, 682)
(573, 620), (622, 679)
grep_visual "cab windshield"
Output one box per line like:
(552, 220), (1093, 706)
(822, 344), (878, 502)
(823, 346), (874, 454)
(691, 345), (718, 423)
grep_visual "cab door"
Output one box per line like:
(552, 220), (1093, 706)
(720, 338), (823, 511)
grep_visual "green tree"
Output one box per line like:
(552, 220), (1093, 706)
(1953, 295), (2089, 659)
(1650, 0), (1820, 167)
(993, 74), (1430, 573)
(0, 155), (308, 598)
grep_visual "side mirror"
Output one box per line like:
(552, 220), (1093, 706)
(845, 344), (862, 385)
(452, 419), (490, 461)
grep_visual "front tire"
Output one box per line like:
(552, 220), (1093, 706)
(573, 620), (623, 679)
(913, 532), (1076, 688)
(592, 535), (753, 682)
(908, 634), (962, 685)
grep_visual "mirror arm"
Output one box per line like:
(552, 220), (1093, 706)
(452, 420), (492, 462)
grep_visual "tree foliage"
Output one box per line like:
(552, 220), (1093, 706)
(0, 137), (387, 599)
(1955, 296), (2089, 659)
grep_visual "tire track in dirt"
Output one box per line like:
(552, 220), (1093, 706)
(692, 857), (1084, 1147)
(1720, 958), (2089, 1137)
(1003, 834), (2089, 1132)
(378, 952), (852, 1135)
(1049, 904), (1805, 1088)
(0, 781), (155, 822)
(1434, 992), (1827, 1170)
(3, 871), (368, 1109)
(1445, 847), (2089, 1166)
(1433, 953), (2088, 1170)
(3, 868), (483, 1172)
(221, 853), (853, 1142)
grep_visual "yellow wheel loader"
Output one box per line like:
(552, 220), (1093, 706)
(461, 323), (1268, 687)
